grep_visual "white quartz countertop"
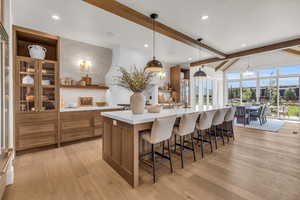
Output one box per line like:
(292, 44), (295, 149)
(60, 106), (124, 112)
(102, 105), (229, 125)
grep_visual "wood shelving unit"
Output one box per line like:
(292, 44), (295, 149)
(13, 25), (60, 152)
(60, 85), (109, 90)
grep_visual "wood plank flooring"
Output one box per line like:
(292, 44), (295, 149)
(4, 121), (300, 200)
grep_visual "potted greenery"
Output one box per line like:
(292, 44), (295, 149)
(115, 67), (154, 114)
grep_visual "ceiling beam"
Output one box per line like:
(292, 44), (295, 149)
(83, 0), (226, 58)
(222, 59), (240, 72)
(190, 37), (300, 67)
(214, 60), (229, 71)
(282, 48), (300, 56)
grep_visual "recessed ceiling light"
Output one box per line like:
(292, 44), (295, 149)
(188, 57), (192, 61)
(51, 14), (60, 20)
(201, 15), (208, 20)
(241, 43), (247, 47)
(144, 44), (149, 48)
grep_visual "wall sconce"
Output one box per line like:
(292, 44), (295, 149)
(79, 60), (92, 85)
(158, 71), (166, 80)
(79, 60), (91, 72)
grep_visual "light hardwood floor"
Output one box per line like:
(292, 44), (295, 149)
(4, 121), (300, 200)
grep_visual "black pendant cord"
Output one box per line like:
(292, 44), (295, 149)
(153, 17), (155, 59)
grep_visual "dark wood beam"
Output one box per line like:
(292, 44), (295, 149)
(222, 59), (240, 72)
(83, 0), (226, 58)
(214, 61), (229, 71)
(190, 37), (300, 66)
(282, 48), (300, 56)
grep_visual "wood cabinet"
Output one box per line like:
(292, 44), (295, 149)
(60, 109), (123, 143)
(170, 65), (190, 103)
(13, 26), (60, 151)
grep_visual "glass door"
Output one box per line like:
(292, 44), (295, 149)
(278, 77), (299, 120)
(17, 57), (38, 112)
(39, 61), (57, 111)
(259, 78), (278, 117)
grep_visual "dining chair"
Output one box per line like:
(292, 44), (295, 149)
(250, 106), (264, 125)
(194, 110), (217, 158)
(140, 115), (177, 183)
(173, 112), (199, 168)
(211, 108), (229, 149)
(235, 106), (250, 126)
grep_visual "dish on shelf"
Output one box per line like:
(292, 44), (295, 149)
(96, 101), (107, 107)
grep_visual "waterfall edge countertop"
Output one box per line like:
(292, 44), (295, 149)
(102, 105), (229, 124)
(60, 105), (124, 112)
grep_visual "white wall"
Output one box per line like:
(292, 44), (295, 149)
(60, 38), (112, 106)
(105, 45), (170, 105)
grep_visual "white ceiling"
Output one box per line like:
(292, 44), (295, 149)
(13, 0), (300, 65)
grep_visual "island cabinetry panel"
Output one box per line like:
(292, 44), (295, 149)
(60, 108), (123, 143)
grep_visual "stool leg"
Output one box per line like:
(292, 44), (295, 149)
(200, 134), (204, 158)
(162, 141), (165, 156)
(167, 139), (173, 173)
(214, 126), (218, 149)
(180, 136), (184, 168)
(208, 133), (213, 153)
(231, 122), (235, 140)
(151, 144), (156, 183)
(221, 125), (225, 146)
(174, 135), (177, 152)
(191, 134), (196, 161)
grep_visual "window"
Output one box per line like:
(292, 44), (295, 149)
(226, 65), (300, 120)
(227, 72), (240, 80)
(279, 65), (300, 75)
(259, 68), (276, 77)
(228, 82), (240, 105)
(242, 80), (256, 103)
(194, 79), (214, 106)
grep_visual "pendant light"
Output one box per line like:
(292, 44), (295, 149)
(243, 56), (254, 77)
(145, 13), (163, 71)
(193, 38), (207, 78)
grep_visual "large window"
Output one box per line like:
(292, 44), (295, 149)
(194, 79), (214, 106)
(226, 65), (300, 120)
(228, 82), (240, 105)
(242, 80), (256, 103)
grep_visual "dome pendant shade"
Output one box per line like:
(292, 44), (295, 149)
(193, 68), (207, 78)
(145, 13), (163, 71)
(145, 57), (163, 71)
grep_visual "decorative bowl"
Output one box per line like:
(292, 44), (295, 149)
(147, 104), (163, 113)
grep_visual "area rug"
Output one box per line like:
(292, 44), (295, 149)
(234, 119), (285, 132)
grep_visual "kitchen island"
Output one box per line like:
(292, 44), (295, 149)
(101, 105), (228, 187)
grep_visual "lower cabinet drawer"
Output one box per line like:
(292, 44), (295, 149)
(94, 127), (103, 136)
(16, 132), (57, 151)
(61, 128), (94, 142)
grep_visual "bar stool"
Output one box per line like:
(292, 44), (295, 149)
(211, 108), (229, 149)
(140, 115), (177, 183)
(194, 110), (217, 158)
(223, 106), (236, 143)
(173, 112), (199, 168)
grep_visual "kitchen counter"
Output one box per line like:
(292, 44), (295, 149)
(102, 105), (229, 125)
(60, 105), (124, 112)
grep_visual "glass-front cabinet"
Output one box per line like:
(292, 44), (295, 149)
(16, 56), (57, 113)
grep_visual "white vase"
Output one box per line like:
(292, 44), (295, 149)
(28, 45), (47, 59)
(130, 92), (145, 114)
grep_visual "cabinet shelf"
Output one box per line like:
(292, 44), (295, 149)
(20, 84), (34, 87)
(60, 85), (109, 90)
(19, 72), (35, 75)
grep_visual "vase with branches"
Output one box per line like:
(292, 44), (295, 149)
(115, 67), (154, 114)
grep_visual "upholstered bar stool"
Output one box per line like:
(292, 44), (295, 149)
(194, 110), (217, 158)
(211, 108), (229, 149)
(223, 106), (237, 143)
(173, 112), (199, 168)
(140, 115), (177, 183)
